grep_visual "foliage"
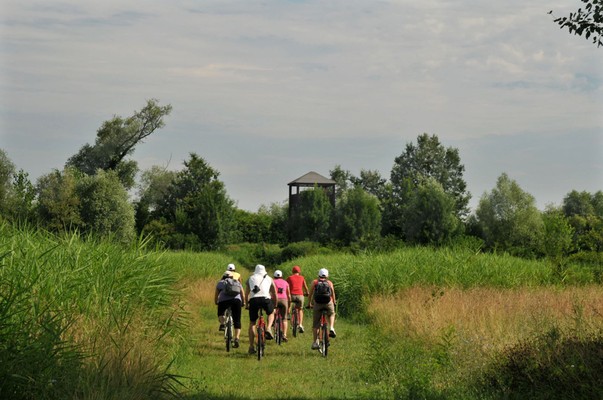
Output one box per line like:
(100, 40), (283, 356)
(0, 149), (14, 213)
(36, 168), (82, 232)
(232, 209), (274, 243)
(0, 222), (182, 399)
(480, 328), (603, 399)
(475, 173), (544, 256)
(563, 190), (603, 252)
(66, 99), (172, 189)
(288, 187), (333, 243)
(542, 207), (575, 267)
(77, 170), (136, 243)
(403, 177), (462, 245)
(334, 185), (382, 245)
(389, 133), (471, 228)
(147, 153), (236, 251)
(551, 0), (603, 48)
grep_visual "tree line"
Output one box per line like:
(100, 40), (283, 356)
(1, 100), (601, 266)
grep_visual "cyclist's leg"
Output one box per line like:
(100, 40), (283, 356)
(232, 298), (243, 345)
(248, 298), (260, 352)
(327, 302), (336, 337)
(281, 300), (289, 338)
(311, 303), (321, 349)
(264, 298), (275, 337)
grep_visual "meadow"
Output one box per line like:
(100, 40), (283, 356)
(1, 223), (602, 399)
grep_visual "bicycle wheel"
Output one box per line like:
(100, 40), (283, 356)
(292, 309), (298, 338)
(225, 312), (233, 352)
(321, 317), (329, 357)
(275, 311), (282, 345)
(257, 325), (264, 361)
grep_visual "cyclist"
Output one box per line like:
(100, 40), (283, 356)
(226, 263), (241, 282)
(245, 264), (277, 354)
(215, 271), (245, 348)
(273, 269), (291, 342)
(308, 268), (336, 350)
(286, 265), (309, 333)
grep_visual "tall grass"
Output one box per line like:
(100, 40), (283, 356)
(289, 246), (574, 317)
(0, 222), (184, 399)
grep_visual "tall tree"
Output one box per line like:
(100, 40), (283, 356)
(334, 186), (381, 245)
(387, 133), (470, 239)
(562, 190), (603, 252)
(475, 173), (543, 256)
(36, 168), (82, 232)
(0, 149), (16, 217)
(152, 153), (235, 250)
(289, 187), (333, 243)
(550, 0), (603, 48)
(66, 99), (172, 189)
(77, 170), (136, 243)
(542, 206), (574, 264)
(403, 177), (461, 245)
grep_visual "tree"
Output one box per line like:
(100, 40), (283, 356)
(8, 170), (36, 222)
(66, 99), (172, 189)
(36, 168), (82, 232)
(77, 170), (136, 243)
(329, 165), (352, 202)
(134, 165), (177, 233)
(562, 190), (603, 252)
(475, 173), (543, 256)
(289, 187), (333, 243)
(391, 133), (470, 215)
(151, 153), (235, 250)
(542, 206), (574, 264)
(351, 169), (388, 200)
(550, 0), (603, 48)
(334, 186), (382, 245)
(403, 177), (462, 245)
(0, 149), (16, 217)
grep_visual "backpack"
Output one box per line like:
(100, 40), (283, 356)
(223, 277), (241, 297)
(313, 280), (331, 304)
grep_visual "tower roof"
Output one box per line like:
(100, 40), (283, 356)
(288, 171), (335, 186)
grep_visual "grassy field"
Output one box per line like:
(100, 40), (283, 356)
(2, 223), (602, 399)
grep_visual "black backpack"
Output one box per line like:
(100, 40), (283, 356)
(223, 277), (241, 297)
(313, 280), (331, 304)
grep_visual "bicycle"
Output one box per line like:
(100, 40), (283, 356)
(255, 308), (266, 360)
(224, 306), (234, 352)
(274, 306), (284, 345)
(290, 305), (299, 338)
(318, 309), (330, 357)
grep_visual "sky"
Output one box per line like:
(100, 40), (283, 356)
(1, 0), (602, 212)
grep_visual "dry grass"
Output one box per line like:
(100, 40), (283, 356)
(369, 285), (603, 353)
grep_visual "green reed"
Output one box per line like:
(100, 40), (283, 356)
(0, 222), (182, 399)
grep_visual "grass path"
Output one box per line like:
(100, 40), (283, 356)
(171, 278), (384, 400)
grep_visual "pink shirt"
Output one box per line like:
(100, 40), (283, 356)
(273, 278), (289, 300)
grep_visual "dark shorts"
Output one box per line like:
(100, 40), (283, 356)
(217, 298), (243, 329)
(248, 297), (274, 323)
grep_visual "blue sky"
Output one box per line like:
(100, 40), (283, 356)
(1, 0), (602, 212)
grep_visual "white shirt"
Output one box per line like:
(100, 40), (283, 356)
(247, 273), (273, 299)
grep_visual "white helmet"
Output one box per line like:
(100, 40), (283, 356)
(318, 268), (329, 278)
(227, 263), (236, 271)
(274, 269), (283, 278)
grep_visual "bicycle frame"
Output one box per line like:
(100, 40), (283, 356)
(290, 306), (299, 338)
(274, 307), (283, 345)
(319, 309), (329, 357)
(224, 307), (233, 352)
(256, 308), (266, 361)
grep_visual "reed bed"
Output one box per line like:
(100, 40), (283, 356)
(0, 223), (183, 399)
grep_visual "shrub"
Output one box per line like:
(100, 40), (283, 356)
(479, 328), (603, 399)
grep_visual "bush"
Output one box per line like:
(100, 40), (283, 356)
(479, 328), (603, 399)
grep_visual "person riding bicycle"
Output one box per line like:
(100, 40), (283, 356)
(226, 263), (241, 282)
(273, 269), (291, 342)
(215, 271), (246, 348)
(286, 265), (309, 333)
(308, 268), (336, 350)
(245, 264), (277, 354)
